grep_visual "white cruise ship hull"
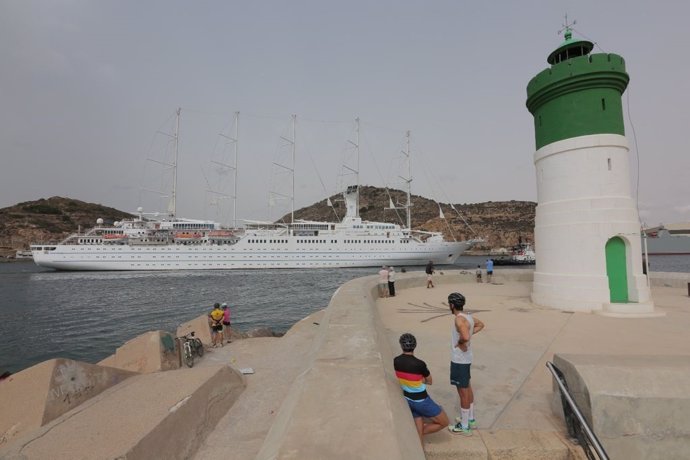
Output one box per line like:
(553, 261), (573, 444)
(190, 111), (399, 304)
(32, 240), (470, 271)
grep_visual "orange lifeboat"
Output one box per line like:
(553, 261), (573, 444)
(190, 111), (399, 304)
(209, 230), (233, 237)
(103, 234), (125, 239)
(174, 232), (202, 239)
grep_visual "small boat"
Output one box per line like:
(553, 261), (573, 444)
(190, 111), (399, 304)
(492, 241), (536, 265)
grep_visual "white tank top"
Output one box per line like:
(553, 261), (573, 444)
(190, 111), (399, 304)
(451, 312), (474, 364)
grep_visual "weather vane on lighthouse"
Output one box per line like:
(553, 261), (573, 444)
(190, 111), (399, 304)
(557, 14), (576, 39)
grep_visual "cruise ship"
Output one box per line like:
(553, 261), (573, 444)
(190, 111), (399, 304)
(30, 186), (475, 271)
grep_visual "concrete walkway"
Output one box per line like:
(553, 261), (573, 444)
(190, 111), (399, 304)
(176, 269), (690, 459)
(376, 271), (690, 457)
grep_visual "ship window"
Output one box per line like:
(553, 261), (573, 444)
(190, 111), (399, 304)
(538, 115), (542, 127)
(607, 158), (612, 171)
(601, 98), (606, 111)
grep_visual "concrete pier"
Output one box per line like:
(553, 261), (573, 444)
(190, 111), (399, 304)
(1, 268), (689, 459)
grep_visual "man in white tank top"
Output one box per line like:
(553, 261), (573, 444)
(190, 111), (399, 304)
(447, 292), (485, 435)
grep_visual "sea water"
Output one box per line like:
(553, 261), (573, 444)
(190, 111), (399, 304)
(1, 255), (687, 374)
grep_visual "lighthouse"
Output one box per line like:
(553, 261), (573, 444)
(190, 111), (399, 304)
(525, 26), (654, 313)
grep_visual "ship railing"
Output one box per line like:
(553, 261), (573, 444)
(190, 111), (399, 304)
(546, 361), (608, 460)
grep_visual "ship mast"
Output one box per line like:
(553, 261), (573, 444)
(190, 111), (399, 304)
(402, 130), (412, 230)
(169, 107), (181, 218)
(345, 117), (361, 217)
(233, 111), (239, 228)
(217, 111), (240, 228)
(292, 114), (296, 223)
(275, 114), (297, 224)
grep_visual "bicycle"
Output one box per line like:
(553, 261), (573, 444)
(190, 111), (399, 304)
(178, 331), (204, 368)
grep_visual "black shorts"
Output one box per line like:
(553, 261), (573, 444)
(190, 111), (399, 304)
(450, 362), (471, 388)
(212, 325), (223, 332)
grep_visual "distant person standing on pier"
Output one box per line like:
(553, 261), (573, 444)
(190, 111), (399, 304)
(378, 266), (390, 298)
(485, 259), (494, 283)
(425, 261), (435, 288)
(388, 266), (396, 297)
(209, 303), (224, 347)
(394, 333), (449, 445)
(447, 292), (485, 436)
(221, 302), (232, 344)
(475, 265), (482, 283)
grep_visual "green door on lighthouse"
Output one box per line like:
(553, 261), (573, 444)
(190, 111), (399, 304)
(605, 237), (628, 302)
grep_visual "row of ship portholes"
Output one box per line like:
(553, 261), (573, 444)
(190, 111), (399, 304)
(66, 252), (403, 262)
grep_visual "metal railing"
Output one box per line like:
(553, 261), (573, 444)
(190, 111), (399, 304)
(546, 361), (609, 460)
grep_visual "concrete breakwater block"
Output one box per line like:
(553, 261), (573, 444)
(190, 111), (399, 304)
(98, 330), (180, 373)
(0, 358), (136, 447)
(0, 365), (245, 460)
(552, 353), (690, 460)
(178, 315), (214, 346)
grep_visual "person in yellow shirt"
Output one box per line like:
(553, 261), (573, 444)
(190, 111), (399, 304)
(209, 303), (224, 347)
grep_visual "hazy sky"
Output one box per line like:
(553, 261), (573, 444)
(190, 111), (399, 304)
(2, 1), (688, 227)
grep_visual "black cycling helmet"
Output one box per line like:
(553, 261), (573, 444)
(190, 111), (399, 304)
(399, 333), (417, 352)
(448, 292), (466, 310)
(214, 302), (220, 308)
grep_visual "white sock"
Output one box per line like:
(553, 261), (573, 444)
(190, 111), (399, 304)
(469, 403), (474, 421)
(461, 408), (470, 429)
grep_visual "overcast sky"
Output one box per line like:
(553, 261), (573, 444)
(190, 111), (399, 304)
(1, 1), (688, 227)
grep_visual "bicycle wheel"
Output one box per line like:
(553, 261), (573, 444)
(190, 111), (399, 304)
(194, 338), (204, 357)
(184, 343), (194, 368)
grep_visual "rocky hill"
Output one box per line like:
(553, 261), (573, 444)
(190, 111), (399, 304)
(0, 189), (535, 258)
(0, 197), (133, 258)
(280, 185), (535, 250)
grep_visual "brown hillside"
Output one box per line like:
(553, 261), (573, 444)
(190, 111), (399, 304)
(0, 189), (534, 258)
(281, 185), (535, 250)
(0, 197), (133, 257)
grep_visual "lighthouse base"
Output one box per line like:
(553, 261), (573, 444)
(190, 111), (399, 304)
(531, 271), (653, 312)
(598, 301), (663, 318)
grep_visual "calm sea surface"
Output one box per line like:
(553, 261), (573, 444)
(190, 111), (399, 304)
(1, 255), (688, 374)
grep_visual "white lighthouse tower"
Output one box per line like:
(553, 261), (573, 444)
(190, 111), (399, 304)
(525, 26), (654, 314)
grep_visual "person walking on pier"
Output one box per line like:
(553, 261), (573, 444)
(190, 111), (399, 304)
(425, 261), (435, 288)
(475, 265), (482, 283)
(447, 292), (485, 435)
(394, 333), (449, 445)
(388, 266), (396, 297)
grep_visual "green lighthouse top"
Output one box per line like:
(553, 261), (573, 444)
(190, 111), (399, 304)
(547, 26), (594, 64)
(525, 18), (630, 149)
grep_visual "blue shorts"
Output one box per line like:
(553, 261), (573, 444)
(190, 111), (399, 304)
(450, 362), (471, 388)
(406, 396), (442, 418)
